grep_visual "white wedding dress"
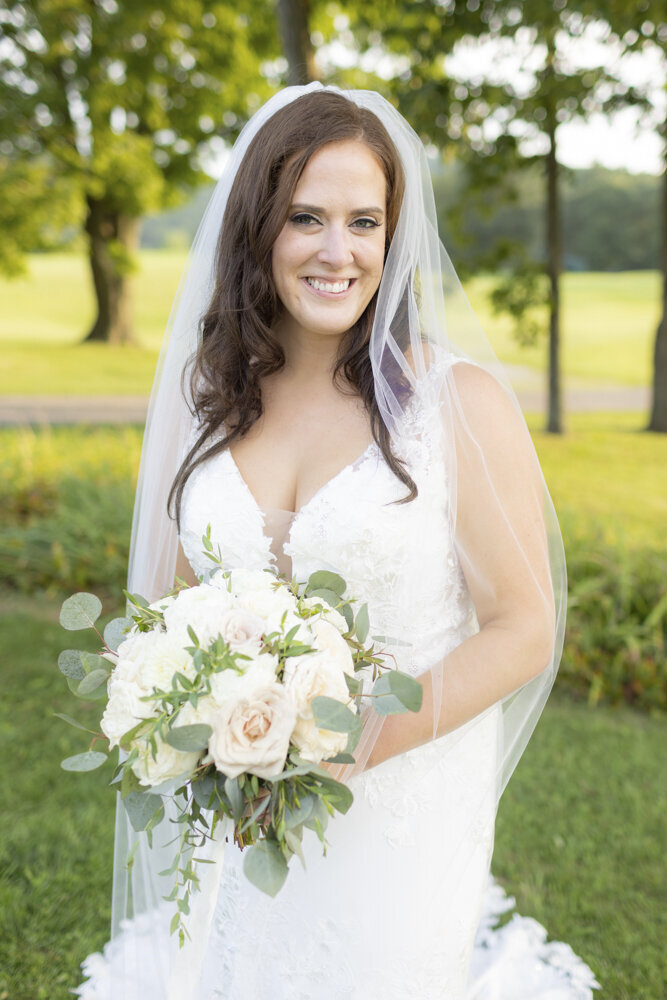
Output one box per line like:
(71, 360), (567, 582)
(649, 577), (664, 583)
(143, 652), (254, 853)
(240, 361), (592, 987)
(74, 364), (600, 999)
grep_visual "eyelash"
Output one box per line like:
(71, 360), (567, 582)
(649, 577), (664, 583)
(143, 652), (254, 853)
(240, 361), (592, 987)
(290, 213), (380, 230)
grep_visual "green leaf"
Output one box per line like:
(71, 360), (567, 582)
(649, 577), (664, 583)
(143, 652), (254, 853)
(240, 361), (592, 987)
(60, 592), (103, 631)
(324, 751), (356, 764)
(317, 776), (354, 814)
(57, 649), (85, 680)
(80, 652), (110, 674)
(306, 570), (346, 597)
(371, 671), (423, 715)
(283, 828), (305, 866)
(307, 588), (341, 610)
(123, 790), (165, 832)
(344, 674), (363, 696)
(355, 603), (370, 643)
(303, 796), (330, 834)
(104, 616), (132, 651)
(61, 750), (108, 772)
(165, 724), (212, 752)
(283, 795), (314, 829)
(339, 602), (354, 631)
(77, 668), (110, 697)
(191, 774), (216, 809)
(243, 840), (288, 897)
(225, 776), (245, 824)
(54, 712), (96, 734)
(311, 696), (362, 735)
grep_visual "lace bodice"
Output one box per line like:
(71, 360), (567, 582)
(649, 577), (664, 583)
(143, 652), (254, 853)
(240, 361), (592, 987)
(180, 360), (478, 679)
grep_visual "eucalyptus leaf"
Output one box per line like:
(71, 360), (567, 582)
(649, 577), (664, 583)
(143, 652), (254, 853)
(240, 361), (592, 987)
(61, 750), (108, 772)
(311, 696), (362, 735)
(60, 592), (103, 631)
(324, 751), (356, 764)
(191, 774), (216, 810)
(371, 670), (423, 714)
(54, 712), (95, 734)
(77, 668), (110, 697)
(80, 652), (111, 674)
(307, 588), (340, 610)
(165, 723), (212, 752)
(344, 674), (362, 696)
(266, 762), (318, 782)
(283, 795), (314, 830)
(104, 616), (132, 652)
(243, 840), (288, 897)
(283, 828), (305, 867)
(303, 796), (330, 834)
(57, 649), (85, 680)
(123, 790), (165, 833)
(306, 570), (346, 597)
(317, 777), (354, 814)
(225, 776), (244, 825)
(339, 602), (354, 631)
(355, 603), (370, 643)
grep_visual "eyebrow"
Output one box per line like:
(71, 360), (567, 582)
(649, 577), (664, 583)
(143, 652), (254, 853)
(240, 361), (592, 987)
(291, 202), (385, 217)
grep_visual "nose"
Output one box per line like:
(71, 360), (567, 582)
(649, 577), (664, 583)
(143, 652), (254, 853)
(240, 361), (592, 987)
(316, 222), (353, 269)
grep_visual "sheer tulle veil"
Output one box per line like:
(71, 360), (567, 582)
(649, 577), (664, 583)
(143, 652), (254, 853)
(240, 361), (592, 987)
(111, 82), (566, 998)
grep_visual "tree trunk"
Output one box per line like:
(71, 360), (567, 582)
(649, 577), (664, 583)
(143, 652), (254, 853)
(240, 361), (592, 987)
(544, 47), (563, 434)
(277, 0), (317, 85)
(84, 197), (141, 345)
(648, 162), (667, 432)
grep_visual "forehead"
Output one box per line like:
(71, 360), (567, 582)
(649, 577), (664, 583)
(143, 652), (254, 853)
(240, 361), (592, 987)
(292, 140), (386, 204)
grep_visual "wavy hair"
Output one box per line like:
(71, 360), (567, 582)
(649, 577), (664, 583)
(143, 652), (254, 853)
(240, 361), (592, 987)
(168, 90), (416, 528)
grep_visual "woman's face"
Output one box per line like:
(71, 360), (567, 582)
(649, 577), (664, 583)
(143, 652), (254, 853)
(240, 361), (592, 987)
(271, 140), (387, 344)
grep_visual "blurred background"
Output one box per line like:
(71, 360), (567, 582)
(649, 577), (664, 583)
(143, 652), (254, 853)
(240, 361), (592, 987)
(0, 2), (665, 998)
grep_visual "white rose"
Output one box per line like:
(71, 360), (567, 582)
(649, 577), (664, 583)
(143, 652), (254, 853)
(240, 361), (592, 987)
(131, 736), (200, 788)
(282, 638), (355, 763)
(310, 618), (355, 676)
(238, 584), (298, 624)
(301, 597), (349, 635)
(100, 677), (150, 748)
(162, 584), (234, 646)
(128, 631), (195, 694)
(130, 702), (205, 789)
(208, 651), (278, 705)
(208, 682), (296, 779)
(228, 568), (277, 594)
(217, 609), (265, 650)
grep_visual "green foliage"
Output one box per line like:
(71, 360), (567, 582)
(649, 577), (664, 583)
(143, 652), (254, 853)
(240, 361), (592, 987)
(561, 530), (666, 711)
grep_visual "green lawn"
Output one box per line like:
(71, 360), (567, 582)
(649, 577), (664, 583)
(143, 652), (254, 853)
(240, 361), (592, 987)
(0, 252), (659, 394)
(0, 597), (663, 999)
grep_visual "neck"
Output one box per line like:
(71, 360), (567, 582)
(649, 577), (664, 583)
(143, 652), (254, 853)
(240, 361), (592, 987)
(274, 318), (347, 384)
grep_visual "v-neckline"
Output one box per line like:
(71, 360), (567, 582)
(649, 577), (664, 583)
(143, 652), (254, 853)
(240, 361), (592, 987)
(225, 441), (378, 522)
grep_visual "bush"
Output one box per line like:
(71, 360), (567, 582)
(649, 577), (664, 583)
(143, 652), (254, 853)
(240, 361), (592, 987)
(562, 530), (666, 712)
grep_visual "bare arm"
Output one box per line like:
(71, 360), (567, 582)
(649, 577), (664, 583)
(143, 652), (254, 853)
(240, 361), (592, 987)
(363, 363), (555, 770)
(174, 539), (198, 588)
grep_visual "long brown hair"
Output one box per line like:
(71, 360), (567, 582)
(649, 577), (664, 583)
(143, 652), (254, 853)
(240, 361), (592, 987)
(168, 90), (416, 528)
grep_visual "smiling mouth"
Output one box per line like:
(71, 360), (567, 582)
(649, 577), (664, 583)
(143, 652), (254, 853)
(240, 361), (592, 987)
(304, 277), (353, 294)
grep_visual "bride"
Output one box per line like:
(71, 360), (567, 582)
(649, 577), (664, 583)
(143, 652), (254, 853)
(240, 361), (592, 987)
(75, 85), (599, 999)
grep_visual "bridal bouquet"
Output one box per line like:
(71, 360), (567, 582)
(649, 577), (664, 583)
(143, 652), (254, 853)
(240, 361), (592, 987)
(57, 529), (421, 942)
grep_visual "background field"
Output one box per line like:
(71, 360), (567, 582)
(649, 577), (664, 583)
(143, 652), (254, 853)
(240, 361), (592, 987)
(0, 252), (660, 394)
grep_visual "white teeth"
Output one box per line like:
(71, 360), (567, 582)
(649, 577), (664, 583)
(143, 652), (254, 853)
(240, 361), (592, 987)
(306, 277), (351, 293)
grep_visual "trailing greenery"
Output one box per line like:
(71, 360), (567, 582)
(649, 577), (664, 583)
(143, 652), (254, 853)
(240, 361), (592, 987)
(0, 601), (663, 999)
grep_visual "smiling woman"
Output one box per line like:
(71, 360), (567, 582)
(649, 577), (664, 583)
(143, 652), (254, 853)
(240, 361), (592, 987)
(74, 86), (598, 1000)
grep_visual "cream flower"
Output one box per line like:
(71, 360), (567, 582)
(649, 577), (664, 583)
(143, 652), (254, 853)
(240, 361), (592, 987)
(208, 682), (296, 779)
(282, 634), (355, 763)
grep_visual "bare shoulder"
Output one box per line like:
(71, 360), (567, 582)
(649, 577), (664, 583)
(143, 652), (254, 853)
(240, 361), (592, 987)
(450, 361), (526, 438)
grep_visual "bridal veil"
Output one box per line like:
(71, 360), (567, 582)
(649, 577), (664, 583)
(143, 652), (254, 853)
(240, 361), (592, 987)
(112, 83), (566, 998)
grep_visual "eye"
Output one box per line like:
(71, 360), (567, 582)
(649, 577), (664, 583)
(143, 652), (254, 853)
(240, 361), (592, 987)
(290, 212), (320, 227)
(352, 217), (381, 230)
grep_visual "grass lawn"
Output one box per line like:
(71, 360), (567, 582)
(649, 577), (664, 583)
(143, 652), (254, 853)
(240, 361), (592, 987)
(0, 252), (659, 394)
(0, 596), (664, 999)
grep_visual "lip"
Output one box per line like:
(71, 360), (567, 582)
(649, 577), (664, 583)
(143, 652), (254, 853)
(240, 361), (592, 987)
(301, 276), (356, 298)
